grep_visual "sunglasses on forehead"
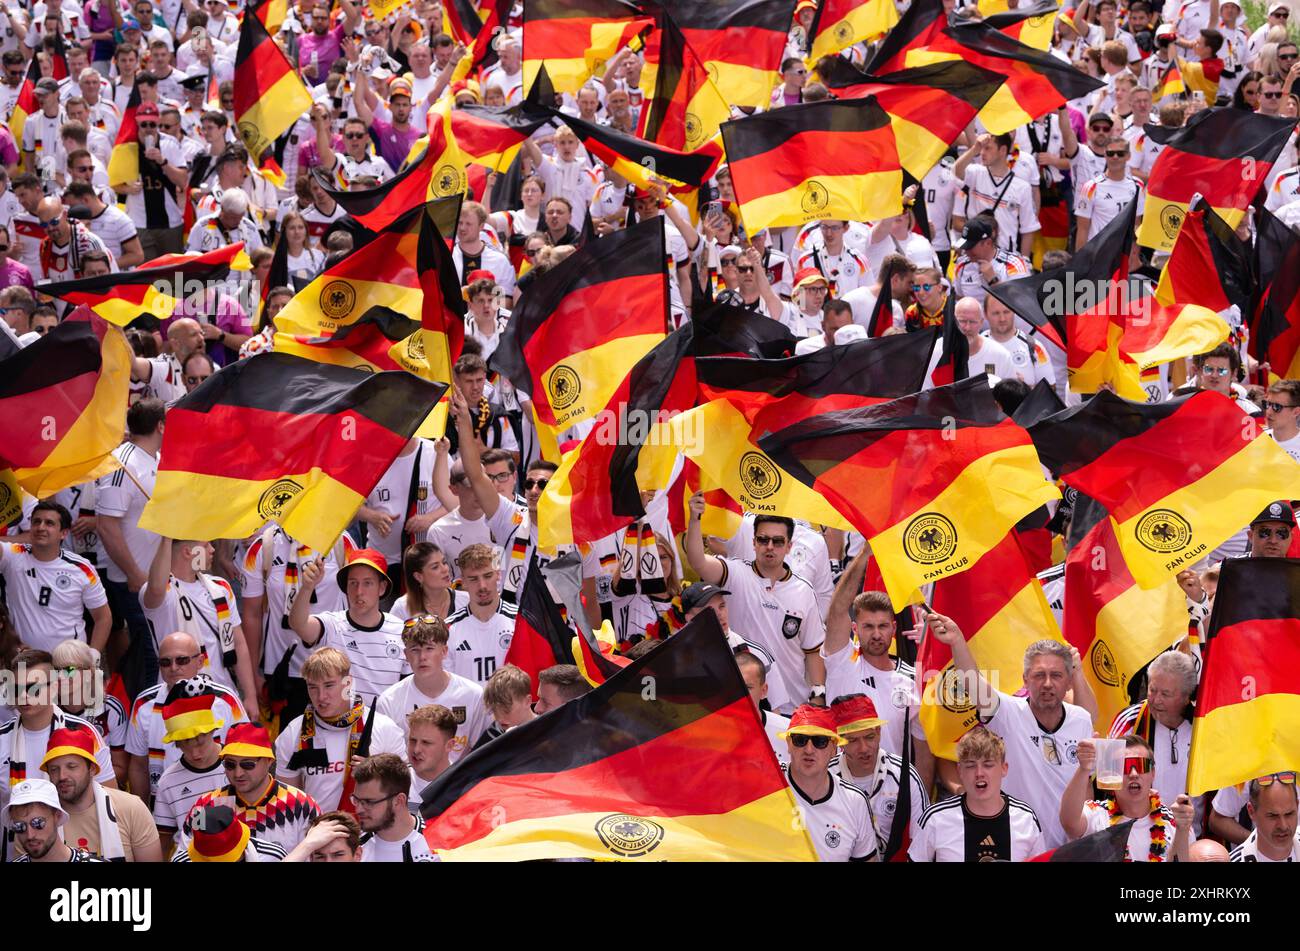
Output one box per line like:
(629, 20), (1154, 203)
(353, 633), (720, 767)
(1258, 771), (1297, 786)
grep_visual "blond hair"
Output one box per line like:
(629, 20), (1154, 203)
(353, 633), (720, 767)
(956, 726), (1006, 763)
(482, 664), (531, 714)
(456, 542), (500, 574)
(401, 615), (449, 648)
(303, 646), (351, 681)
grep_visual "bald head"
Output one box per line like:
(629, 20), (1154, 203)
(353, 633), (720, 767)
(954, 296), (986, 339)
(1188, 838), (1231, 862)
(158, 631), (203, 685)
(167, 318), (205, 361)
(36, 196), (69, 242)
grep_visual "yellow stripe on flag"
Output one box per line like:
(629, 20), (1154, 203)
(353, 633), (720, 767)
(1088, 577), (1186, 730)
(738, 170), (903, 234)
(1138, 195), (1246, 252)
(1187, 693), (1300, 795)
(538, 332), (665, 432)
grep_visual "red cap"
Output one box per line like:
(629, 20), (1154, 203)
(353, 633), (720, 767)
(793, 267), (828, 290)
(463, 269), (496, 286)
(136, 101), (161, 119)
(41, 726), (101, 774)
(336, 547), (390, 591)
(831, 695), (886, 735)
(187, 805), (251, 862)
(220, 722), (274, 760)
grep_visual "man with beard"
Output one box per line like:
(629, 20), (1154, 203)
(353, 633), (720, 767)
(351, 753), (437, 862)
(1061, 735), (1194, 861)
(831, 694), (927, 854)
(5, 778), (105, 862)
(1230, 775), (1300, 862)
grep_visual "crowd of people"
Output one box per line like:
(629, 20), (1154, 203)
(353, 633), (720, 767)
(1, 0), (1299, 864)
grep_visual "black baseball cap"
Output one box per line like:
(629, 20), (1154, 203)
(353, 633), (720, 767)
(955, 217), (994, 251)
(680, 582), (730, 613)
(1251, 501), (1296, 526)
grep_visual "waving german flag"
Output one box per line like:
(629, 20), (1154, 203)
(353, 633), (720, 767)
(0, 310), (131, 497)
(817, 58), (1007, 180)
(1138, 109), (1295, 251)
(38, 244), (251, 327)
(1187, 558), (1300, 795)
(1156, 198), (1252, 317)
(250, 0), (288, 32)
(541, 325), (696, 548)
(638, 14), (732, 151)
(233, 12), (312, 182)
(9, 55), (39, 156)
(421, 609), (818, 861)
(522, 0), (653, 94)
(140, 353), (445, 553)
(503, 562), (577, 698)
(1064, 516), (1187, 731)
(808, 0), (899, 62)
(275, 198), (464, 380)
(107, 85), (142, 188)
(1028, 390), (1300, 590)
(721, 99), (903, 232)
(664, 0), (798, 110)
(677, 330), (939, 535)
(924, 531), (1062, 758)
(1249, 206), (1300, 380)
(445, 0), (511, 82)
(449, 97), (552, 173)
(760, 376), (1060, 609)
(491, 218), (669, 438)
(977, 0), (1059, 50)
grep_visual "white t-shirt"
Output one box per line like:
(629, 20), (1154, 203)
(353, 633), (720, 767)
(1081, 799), (1180, 861)
(985, 330), (1056, 386)
(310, 610), (409, 706)
(909, 792), (1045, 861)
(0, 545), (107, 650)
(983, 693), (1095, 849)
(836, 750), (928, 854)
(152, 757), (226, 833)
(1270, 428), (1300, 464)
(363, 440), (438, 564)
(445, 601), (519, 686)
(760, 709), (790, 767)
(93, 442), (160, 584)
(1075, 174), (1145, 240)
(962, 165), (1040, 252)
(717, 558), (825, 715)
(274, 709), (407, 813)
(822, 650), (918, 760)
(360, 813), (439, 862)
(786, 768), (878, 861)
(967, 336), (1018, 381)
(140, 574), (242, 694)
(426, 508), (492, 580)
(376, 673), (490, 761)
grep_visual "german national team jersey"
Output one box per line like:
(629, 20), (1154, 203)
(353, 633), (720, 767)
(1230, 829), (1300, 862)
(446, 601), (519, 686)
(360, 813), (439, 862)
(376, 673), (490, 761)
(363, 440), (439, 564)
(823, 648), (918, 760)
(125, 680), (246, 801)
(311, 610), (409, 706)
(93, 442), (159, 584)
(140, 574), (242, 696)
(785, 767), (878, 862)
(760, 709), (790, 767)
(0, 545), (107, 650)
(153, 757), (227, 833)
(836, 751), (929, 853)
(983, 693), (1094, 849)
(180, 779), (321, 854)
(273, 710), (406, 812)
(1075, 174), (1145, 241)
(910, 793), (1044, 862)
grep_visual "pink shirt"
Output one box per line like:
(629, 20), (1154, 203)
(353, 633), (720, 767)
(298, 25), (345, 83)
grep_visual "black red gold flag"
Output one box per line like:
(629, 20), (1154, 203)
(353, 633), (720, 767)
(502, 560), (577, 698)
(1249, 206), (1300, 380)
(522, 0), (653, 94)
(233, 13), (313, 183)
(808, 0), (899, 61)
(420, 609), (819, 861)
(637, 11), (732, 151)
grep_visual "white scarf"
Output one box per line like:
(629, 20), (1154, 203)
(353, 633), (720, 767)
(90, 781), (125, 861)
(612, 521), (665, 597)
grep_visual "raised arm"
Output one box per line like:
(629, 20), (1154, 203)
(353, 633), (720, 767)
(684, 491), (725, 585)
(824, 547), (869, 656)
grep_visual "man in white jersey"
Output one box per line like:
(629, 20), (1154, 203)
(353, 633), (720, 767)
(351, 753), (437, 862)
(1074, 137), (1145, 247)
(404, 705), (457, 811)
(686, 501), (826, 714)
(359, 436), (443, 593)
(289, 548), (409, 706)
(125, 634), (245, 806)
(0, 501), (110, 652)
(909, 726), (1045, 861)
(1263, 379), (1300, 462)
(956, 295), (1017, 380)
(927, 616), (1095, 849)
(952, 132), (1039, 257)
(445, 544), (518, 686)
(781, 704), (877, 861)
(274, 648), (406, 813)
(984, 293), (1056, 386)
(831, 693), (927, 854)
(141, 536), (257, 712)
(376, 614), (489, 759)
(1230, 776), (1300, 862)
(427, 461), (494, 579)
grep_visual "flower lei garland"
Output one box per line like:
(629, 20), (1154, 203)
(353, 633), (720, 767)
(1105, 793), (1168, 862)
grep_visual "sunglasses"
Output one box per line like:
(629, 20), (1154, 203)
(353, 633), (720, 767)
(1282, 53), (1299, 60)
(1123, 755), (1154, 774)
(754, 534), (787, 547)
(403, 614), (441, 627)
(524, 477), (549, 490)
(72, 165), (94, 173)
(1265, 400), (1298, 413)
(222, 758), (260, 771)
(1255, 526), (1292, 539)
(524, 247), (541, 258)
(1278, 9), (1292, 16)
(344, 132), (367, 140)
(736, 265), (754, 273)
(138, 121), (158, 128)
(1105, 150), (1128, 158)
(38, 218), (60, 229)
(1258, 771), (1297, 786)
(1200, 365), (1231, 376)
(9, 817), (49, 833)
(158, 653), (199, 668)
(1264, 91), (1285, 99)
(912, 282), (936, 292)
(790, 734), (832, 749)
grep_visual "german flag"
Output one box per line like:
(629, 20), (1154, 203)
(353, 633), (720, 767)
(721, 99), (903, 233)
(817, 59), (1007, 180)
(1028, 389), (1300, 590)
(1029, 819), (1135, 862)
(1179, 57), (1223, 101)
(665, 457), (744, 542)
(866, 0), (950, 73)
(38, 244), (252, 327)
(0, 310), (131, 497)
(522, 0), (653, 94)
(1156, 198), (1252, 317)
(977, 0), (1058, 50)
(547, 103), (722, 194)
(1250, 207), (1300, 379)
(663, 0), (797, 110)
(638, 14), (733, 151)
(250, 0), (288, 33)
(541, 325), (696, 548)
(1152, 60), (1184, 102)
(1186, 558), (1300, 795)
(8, 57), (38, 166)
(490, 218), (669, 438)
(689, 300), (800, 358)
(503, 560), (577, 698)
(420, 609), (818, 861)
(323, 107), (468, 231)
(139, 352), (445, 553)
(275, 199), (462, 380)
(923, 531), (1063, 758)
(759, 376), (1060, 609)
(107, 85), (142, 188)
(233, 12), (313, 182)
(1063, 516), (1187, 731)
(572, 619), (633, 687)
(1138, 109), (1295, 252)
(447, 0), (510, 83)
(0, 468), (22, 527)
(449, 98), (552, 173)
(677, 331), (939, 535)
(808, 0), (899, 62)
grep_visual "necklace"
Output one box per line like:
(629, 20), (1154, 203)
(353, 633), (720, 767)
(1105, 793), (1168, 862)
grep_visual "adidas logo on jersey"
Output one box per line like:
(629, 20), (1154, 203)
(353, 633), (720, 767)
(455, 640), (472, 652)
(346, 640), (359, 649)
(181, 786), (191, 795)
(980, 835), (997, 847)
(272, 557), (284, 567)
